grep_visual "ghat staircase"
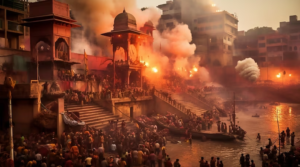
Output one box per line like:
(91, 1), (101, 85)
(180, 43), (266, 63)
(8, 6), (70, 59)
(154, 90), (212, 117)
(65, 103), (133, 130)
(171, 92), (212, 116)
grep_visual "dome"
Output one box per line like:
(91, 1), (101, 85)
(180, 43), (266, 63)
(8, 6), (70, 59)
(114, 9), (137, 30)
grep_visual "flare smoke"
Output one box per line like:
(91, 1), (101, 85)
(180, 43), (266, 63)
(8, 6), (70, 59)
(235, 58), (260, 82)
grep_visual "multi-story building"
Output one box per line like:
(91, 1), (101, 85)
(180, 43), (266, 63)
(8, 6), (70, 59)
(234, 15), (300, 66)
(0, 0), (29, 50)
(193, 11), (238, 66)
(157, 0), (238, 66)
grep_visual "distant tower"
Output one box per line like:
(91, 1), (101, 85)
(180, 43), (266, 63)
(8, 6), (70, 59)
(22, 0), (80, 81)
(102, 9), (153, 89)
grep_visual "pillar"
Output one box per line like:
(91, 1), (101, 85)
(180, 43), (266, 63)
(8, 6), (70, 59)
(33, 84), (41, 117)
(57, 98), (65, 140)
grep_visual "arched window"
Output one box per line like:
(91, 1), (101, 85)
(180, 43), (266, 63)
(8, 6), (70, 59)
(294, 46), (298, 51)
(55, 38), (69, 61)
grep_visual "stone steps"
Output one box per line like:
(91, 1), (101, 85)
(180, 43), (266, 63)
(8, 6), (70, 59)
(64, 103), (131, 130)
(171, 92), (210, 116)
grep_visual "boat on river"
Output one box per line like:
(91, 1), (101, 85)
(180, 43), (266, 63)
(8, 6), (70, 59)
(252, 114), (260, 118)
(154, 118), (236, 141)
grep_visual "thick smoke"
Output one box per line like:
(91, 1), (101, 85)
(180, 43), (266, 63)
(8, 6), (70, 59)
(235, 58), (260, 82)
(154, 24), (196, 58)
(62, 0), (211, 83)
(63, 0), (161, 56)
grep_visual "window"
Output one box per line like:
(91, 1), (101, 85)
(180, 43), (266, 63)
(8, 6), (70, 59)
(211, 37), (217, 43)
(289, 46), (292, 51)
(228, 46), (232, 50)
(199, 28), (203, 31)
(258, 37), (265, 40)
(294, 46), (298, 51)
(205, 26), (211, 30)
(258, 43), (266, 48)
(290, 35), (298, 40)
(228, 37), (230, 41)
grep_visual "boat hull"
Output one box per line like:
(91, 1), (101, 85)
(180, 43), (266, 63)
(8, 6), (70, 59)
(154, 118), (235, 141)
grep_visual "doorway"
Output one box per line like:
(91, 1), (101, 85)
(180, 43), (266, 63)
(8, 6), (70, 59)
(130, 107), (133, 119)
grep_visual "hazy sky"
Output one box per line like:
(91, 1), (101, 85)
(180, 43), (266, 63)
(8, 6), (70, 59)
(28, 0), (300, 31)
(137, 0), (300, 31)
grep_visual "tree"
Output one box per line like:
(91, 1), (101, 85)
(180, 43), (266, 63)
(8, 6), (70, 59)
(245, 27), (276, 38)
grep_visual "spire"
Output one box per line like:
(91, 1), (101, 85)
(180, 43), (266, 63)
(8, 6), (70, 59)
(123, 8), (126, 13)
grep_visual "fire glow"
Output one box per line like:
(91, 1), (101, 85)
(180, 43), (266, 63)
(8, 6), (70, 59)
(152, 67), (158, 73)
(276, 73), (281, 78)
(193, 66), (198, 72)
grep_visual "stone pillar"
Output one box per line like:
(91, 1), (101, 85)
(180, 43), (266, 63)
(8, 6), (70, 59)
(33, 84), (41, 118)
(57, 98), (65, 140)
(127, 71), (132, 85)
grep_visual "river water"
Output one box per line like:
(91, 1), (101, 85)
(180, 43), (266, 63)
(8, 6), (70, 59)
(165, 102), (300, 167)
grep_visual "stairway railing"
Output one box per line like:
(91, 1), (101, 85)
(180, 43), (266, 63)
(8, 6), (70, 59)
(187, 91), (228, 117)
(154, 89), (192, 116)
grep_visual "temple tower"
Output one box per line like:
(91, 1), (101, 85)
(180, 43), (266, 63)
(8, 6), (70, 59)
(102, 9), (154, 89)
(22, 0), (80, 81)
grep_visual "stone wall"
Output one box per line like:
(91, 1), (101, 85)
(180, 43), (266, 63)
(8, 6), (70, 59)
(0, 99), (37, 134)
(96, 96), (154, 119)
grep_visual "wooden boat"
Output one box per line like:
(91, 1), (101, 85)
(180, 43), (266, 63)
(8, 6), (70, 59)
(154, 118), (236, 141)
(252, 114), (260, 118)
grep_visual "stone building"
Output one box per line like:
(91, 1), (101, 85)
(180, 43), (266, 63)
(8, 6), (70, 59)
(157, 0), (238, 66)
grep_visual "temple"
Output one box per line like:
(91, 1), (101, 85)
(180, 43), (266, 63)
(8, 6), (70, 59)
(0, 1), (155, 135)
(102, 9), (155, 89)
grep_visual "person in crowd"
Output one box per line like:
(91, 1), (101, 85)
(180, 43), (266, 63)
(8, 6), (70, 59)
(174, 159), (181, 167)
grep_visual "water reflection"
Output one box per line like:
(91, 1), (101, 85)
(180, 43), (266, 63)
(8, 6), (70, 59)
(166, 103), (300, 167)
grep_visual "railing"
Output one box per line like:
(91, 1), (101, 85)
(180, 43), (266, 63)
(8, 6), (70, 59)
(154, 90), (192, 116)
(101, 89), (152, 100)
(1, 0), (25, 11)
(7, 21), (23, 32)
(186, 90), (228, 117)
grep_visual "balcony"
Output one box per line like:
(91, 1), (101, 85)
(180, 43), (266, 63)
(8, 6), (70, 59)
(1, 0), (25, 12)
(7, 21), (23, 33)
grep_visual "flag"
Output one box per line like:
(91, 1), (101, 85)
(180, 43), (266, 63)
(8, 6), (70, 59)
(84, 50), (88, 76)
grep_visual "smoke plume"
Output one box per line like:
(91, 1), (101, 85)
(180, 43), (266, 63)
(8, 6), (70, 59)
(235, 58), (260, 82)
(63, 0), (161, 56)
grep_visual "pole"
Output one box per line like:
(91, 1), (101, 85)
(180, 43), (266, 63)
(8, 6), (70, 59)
(267, 62), (269, 81)
(8, 90), (14, 161)
(37, 49), (39, 80)
(277, 109), (280, 155)
(233, 92), (236, 128)
(113, 51), (115, 90)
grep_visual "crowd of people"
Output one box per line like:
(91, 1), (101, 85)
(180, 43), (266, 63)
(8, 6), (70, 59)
(65, 90), (99, 105)
(0, 120), (188, 167)
(257, 127), (298, 167)
(101, 87), (154, 100)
